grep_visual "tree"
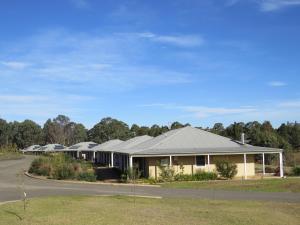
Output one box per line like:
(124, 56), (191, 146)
(13, 120), (43, 149)
(53, 115), (70, 127)
(261, 121), (274, 132)
(43, 119), (64, 144)
(64, 122), (87, 145)
(277, 123), (289, 141)
(130, 124), (140, 137)
(225, 122), (245, 141)
(170, 122), (184, 130)
(160, 126), (170, 134)
(148, 125), (163, 137)
(0, 119), (9, 146)
(290, 122), (300, 149)
(211, 123), (225, 135)
(137, 126), (150, 136)
(88, 117), (131, 143)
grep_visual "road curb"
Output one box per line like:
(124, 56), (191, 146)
(24, 172), (161, 188)
(0, 200), (21, 206)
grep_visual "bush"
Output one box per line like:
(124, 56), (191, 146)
(215, 160), (237, 179)
(52, 164), (75, 180)
(29, 157), (51, 176)
(77, 170), (97, 182)
(194, 170), (218, 180)
(265, 166), (276, 173)
(158, 166), (175, 182)
(143, 178), (157, 184)
(174, 170), (217, 181)
(292, 166), (300, 176)
(174, 174), (193, 181)
(121, 167), (141, 182)
(0, 144), (23, 160)
(28, 153), (96, 182)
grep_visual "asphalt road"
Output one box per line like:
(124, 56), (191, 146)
(1, 156), (300, 203)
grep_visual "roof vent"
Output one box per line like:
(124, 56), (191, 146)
(241, 133), (245, 145)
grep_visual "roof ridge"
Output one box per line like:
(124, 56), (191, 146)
(148, 126), (188, 149)
(198, 128), (244, 144)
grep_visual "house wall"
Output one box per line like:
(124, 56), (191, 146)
(145, 154), (255, 179)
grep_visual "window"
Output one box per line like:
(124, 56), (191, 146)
(196, 156), (205, 166)
(160, 158), (169, 166)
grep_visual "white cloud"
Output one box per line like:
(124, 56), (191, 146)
(278, 100), (300, 108)
(139, 101), (300, 126)
(0, 29), (195, 123)
(69, 0), (89, 9)
(0, 94), (95, 124)
(225, 0), (240, 6)
(140, 103), (257, 118)
(268, 81), (287, 87)
(137, 32), (204, 47)
(0, 95), (48, 103)
(227, 0), (300, 11)
(1, 61), (29, 70)
(260, 0), (300, 11)
(182, 106), (257, 118)
(0, 29), (192, 91)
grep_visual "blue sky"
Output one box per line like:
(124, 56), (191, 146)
(0, 0), (299, 128)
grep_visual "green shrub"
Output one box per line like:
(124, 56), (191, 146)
(52, 164), (75, 180)
(265, 166), (276, 173)
(174, 174), (193, 181)
(29, 157), (51, 176)
(292, 166), (300, 176)
(28, 153), (96, 181)
(174, 170), (217, 181)
(0, 144), (23, 160)
(158, 166), (175, 182)
(215, 160), (237, 179)
(194, 170), (218, 180)
(144, 178), (157, 184)
(121, 167), (141, 182)
(77, 170), (96, 182)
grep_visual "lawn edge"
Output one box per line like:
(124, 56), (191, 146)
(24, 172), (161, 187)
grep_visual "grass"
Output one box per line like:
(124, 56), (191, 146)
(0, 195), (299, 225)
(0, 151), (24, 161)
(161, 178), (300, 192)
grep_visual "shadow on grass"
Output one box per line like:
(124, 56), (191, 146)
(2, 209), (23, 220)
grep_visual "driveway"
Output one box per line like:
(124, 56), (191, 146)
(1, 156), (300, 203)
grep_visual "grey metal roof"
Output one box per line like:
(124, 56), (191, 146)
(22, 145), (41, 152)
(91, 139), (124, 151)
(67, 142), (98, 151)
(39, 144), (65, 152)
(108, 135), (153, 153)
(132, 146), (282, 156)
(126, 126), (281, 155)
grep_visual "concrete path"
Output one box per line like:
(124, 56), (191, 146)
(1, 156), (300, 203)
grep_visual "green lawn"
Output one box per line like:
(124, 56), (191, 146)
(0, 196), (299, 225)
(161, 178), (300, 192)
(0, 151), (24, 161)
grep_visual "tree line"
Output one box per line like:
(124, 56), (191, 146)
(0, 115), (299, 151)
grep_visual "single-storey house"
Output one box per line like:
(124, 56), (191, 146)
(21, 126), (284, 179)
(22, 144), (65, 154)
(65, 142), (98, 160)
(39, 144), (66, 153)
(21, 145), (41, 153)
(93, 139), (124, 165)
(109, 126), (283, 179)
(99, 135), (153, 172)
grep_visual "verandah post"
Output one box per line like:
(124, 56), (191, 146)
(244, 154), (247, 180)
(262, 153), (265, 176)
(279, 152), (284, 178)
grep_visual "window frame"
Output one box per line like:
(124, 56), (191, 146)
(195, 155), (206, 167)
